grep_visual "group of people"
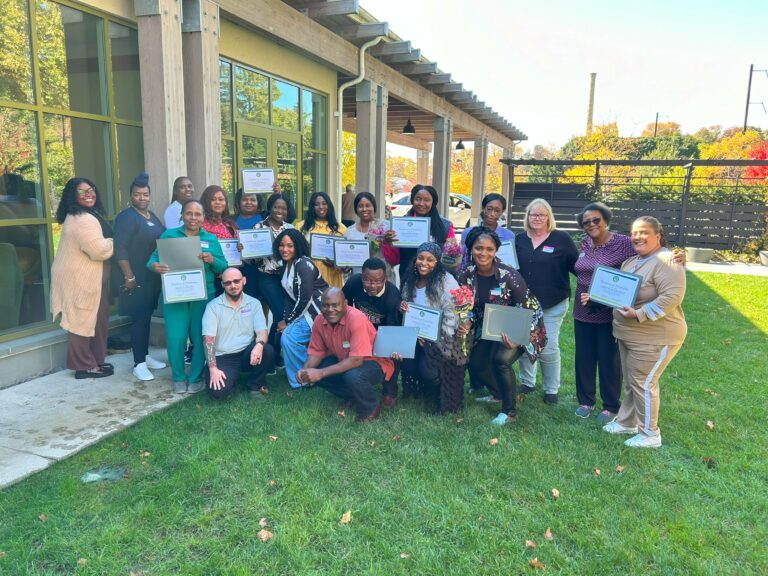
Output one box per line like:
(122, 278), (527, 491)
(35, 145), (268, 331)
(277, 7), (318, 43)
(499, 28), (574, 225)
(49, 175), (687, 448)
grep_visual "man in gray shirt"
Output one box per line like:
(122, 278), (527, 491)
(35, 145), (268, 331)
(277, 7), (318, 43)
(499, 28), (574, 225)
(202, 267), (275, 398)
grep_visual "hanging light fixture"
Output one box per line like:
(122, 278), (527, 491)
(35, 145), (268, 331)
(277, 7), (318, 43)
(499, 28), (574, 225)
(402, 118), (416, 134)
(455, 138), (465, 150)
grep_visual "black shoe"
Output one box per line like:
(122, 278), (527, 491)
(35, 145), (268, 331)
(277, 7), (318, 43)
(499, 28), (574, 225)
(544, 393), (558, 405)
(75, 367), (112, 379)
(518, 384), (536, 394)
(99, 363), (114, 371)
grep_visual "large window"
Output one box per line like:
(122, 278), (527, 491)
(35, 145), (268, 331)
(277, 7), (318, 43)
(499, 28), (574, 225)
(0, 1), (141, 340)
(220, 58), (328, 215)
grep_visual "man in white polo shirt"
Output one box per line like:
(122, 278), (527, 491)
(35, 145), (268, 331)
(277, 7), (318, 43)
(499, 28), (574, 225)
(202, 267), (275, 399)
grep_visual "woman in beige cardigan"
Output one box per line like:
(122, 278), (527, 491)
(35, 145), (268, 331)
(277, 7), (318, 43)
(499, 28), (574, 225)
(50, 178), (114, 379)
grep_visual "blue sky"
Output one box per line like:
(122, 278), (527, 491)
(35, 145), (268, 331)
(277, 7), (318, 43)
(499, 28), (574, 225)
(363, 0), (768, 151)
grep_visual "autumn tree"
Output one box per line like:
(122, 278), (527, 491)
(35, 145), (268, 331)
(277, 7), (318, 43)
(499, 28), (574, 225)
(640, 121), (681, 138)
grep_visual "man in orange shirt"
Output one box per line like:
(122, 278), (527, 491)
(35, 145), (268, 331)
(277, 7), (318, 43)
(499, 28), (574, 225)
(296, 288), (393, 421)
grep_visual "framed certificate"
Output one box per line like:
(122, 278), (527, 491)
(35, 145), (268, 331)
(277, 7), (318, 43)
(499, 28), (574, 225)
(373, 326), (420, 359)
(334, 240), (370, 267)
(220, 239), (241, 266)
(496, 241), (519, 269)
(310, 233), (337, 260)
(239, 228), (273, 258)
(402, 302), (442, 342)
(588, 266), (642, 308)
(241, 168), (275, 194)
(481, 304), (533, 345)
(162, 269), (207, 304)
(391, 217), (430, 247)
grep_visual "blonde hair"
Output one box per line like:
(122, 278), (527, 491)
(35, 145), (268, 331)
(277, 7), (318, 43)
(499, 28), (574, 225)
(524, 198), (556, 233)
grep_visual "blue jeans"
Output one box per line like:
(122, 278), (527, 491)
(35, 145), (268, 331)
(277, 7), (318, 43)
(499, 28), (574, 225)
(518, 298), (569, 394)
(282, 316), (312, 389)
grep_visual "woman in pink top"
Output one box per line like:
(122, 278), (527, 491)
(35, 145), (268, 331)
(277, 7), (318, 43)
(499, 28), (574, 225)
(200, 184), (239, 296)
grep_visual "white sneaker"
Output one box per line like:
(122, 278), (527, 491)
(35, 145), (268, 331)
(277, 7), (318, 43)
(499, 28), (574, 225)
(602, 420), (638, 435)
(475, 395), (501, 404)
(133, 362), (154, 381)
(625, 433), (662, 448)
(145, 355), (166, 370)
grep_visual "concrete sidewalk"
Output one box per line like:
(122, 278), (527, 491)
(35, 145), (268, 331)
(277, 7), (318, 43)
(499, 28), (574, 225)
(687, 260), (768, 276)
(0, 347), (186, 489)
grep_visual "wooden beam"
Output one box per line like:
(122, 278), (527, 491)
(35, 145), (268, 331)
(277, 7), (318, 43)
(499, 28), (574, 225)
(219, 0), (516, 147)
(332, 22), (388, 40)
(431, 82), (462, 93)
(343, 117), (431, 151)
(370, 40), (411, 56)
(379, 49), (421, 63)
(394, 62), (438, 76)
(298, 0), (359, 18)
(420, 73), (452, 85)
(451, 92), (476, 103)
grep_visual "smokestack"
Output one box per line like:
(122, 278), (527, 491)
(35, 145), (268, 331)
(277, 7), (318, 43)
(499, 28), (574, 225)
(586, 73), (596, 136)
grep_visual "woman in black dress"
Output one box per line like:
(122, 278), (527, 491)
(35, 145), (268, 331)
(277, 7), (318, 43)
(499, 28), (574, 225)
(113, 172), (166, 381)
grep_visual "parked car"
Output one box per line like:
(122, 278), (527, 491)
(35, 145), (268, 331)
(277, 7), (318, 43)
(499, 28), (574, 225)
(385, 192), (506, 230)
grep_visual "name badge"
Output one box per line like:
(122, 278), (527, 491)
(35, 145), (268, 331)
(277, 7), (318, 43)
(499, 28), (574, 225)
(147, 221), (155, 227)
(542, 246), (554, 253)
(491, 287), (502, 297)
(240, 305), (251, 315)
(342, 341), (351, 349)
(200, 241), (209, 248)
(578, 252), (585, 258)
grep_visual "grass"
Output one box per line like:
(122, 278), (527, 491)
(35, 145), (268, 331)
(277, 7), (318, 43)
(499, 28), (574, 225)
(1, 271), (767, 575)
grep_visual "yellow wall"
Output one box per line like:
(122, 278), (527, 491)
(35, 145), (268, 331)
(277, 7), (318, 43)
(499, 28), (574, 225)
(77, 0), (134, 21)
(220, 18), (338, 196)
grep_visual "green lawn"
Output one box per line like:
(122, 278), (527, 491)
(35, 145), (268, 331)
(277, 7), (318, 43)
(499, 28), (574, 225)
(1, 272), (766, 575)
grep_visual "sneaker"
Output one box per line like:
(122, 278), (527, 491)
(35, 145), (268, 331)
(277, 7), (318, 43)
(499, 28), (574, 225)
(187, 380), (205, 394)
(132, 362), (154, 381)
(475, 395), (501, 404)
(491, 412), (515, 426)
(574, 405), (593, 418)
(602, 420), (638, 435)
(625, 433), (662, 448)
(518, 384), (536, 394)
(544, 393), (558, 405)
(382, 395), (397, 408)
(173, 381), (187, 394)
(596, 410), (616, 424)
(184, 348), (193, 365)
(145, 355), (166, 370)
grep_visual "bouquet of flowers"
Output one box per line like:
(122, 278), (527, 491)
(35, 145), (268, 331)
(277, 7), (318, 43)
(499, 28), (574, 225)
(449, 284), (474, 355)
(441, 238), (462, 271)
(365, 222), (388, 252)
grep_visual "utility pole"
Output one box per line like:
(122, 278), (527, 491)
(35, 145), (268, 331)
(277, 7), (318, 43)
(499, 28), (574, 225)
(586, 73), (596, 136)
(743, 64), (754, 134)
(653, 112), (659, 138)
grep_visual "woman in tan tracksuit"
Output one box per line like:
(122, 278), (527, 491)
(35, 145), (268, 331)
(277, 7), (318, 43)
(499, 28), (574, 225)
(602, 216), (687, 448)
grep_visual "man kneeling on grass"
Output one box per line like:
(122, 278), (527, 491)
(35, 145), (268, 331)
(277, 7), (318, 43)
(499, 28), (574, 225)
(202, 267), (275, 399)
(296, 287), (393, 422)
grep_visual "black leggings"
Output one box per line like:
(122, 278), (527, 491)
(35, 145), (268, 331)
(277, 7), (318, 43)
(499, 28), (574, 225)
(468, 340), (523, 414)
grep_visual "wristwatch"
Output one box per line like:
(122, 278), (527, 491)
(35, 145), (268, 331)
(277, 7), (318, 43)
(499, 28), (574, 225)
(255, 340), (265, 346)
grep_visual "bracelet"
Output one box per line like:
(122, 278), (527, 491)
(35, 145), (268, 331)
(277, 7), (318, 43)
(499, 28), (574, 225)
(255, 340), (265, 346)
(125, 276), (136, 282)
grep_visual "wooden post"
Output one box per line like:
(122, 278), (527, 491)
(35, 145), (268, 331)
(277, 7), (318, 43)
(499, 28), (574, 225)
(374, 84), (388, 211)
(135, 0), (188, 215)
(679, 163), (693, 247)
(416, 149), (430, 184)
(182, 0), (221, 195)
(355, 80), (377, 200)
(432, 117), (452, 216)
(593, 161), (600, 196)
(471, 137), (488, 222)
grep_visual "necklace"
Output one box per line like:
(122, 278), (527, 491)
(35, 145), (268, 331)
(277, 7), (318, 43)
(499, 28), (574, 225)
(132, 206), (151, 220)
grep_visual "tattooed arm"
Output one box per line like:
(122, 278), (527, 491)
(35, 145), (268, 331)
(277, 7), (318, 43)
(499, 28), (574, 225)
(204, 335), (226, 390)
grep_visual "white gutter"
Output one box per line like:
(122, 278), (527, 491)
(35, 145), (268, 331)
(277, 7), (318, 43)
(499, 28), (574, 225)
(334, 36), (385, 209)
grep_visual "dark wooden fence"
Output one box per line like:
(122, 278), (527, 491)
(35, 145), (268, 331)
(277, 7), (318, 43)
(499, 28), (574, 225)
(501, 160), (768, 250)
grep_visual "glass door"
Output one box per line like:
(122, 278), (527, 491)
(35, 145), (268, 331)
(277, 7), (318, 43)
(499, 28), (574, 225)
(236, 123), (271, 210)
(273, 130), (302, 217)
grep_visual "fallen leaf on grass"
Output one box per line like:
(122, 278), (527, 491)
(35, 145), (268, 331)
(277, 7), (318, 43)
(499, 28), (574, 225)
(593, 468), (601, 477)
(139, 450), (151, 458)
(704, 388), (720, 397)
(129, 572), (143, 576)
(528, 557), (545, 570)
(38, 514), (48, 522)
(517, 394), (526, 403)
(286, 392), (294, 398)
(256, 529), (274, 542)
(259, 386), (269, 395)
(702, 457), (716, 469)
(544, 527), (553, 540)
(721, 338), (732, 346)
(340, 510), (352, 524)
(368, 441), (376, 447)
(259, 518), (269, 528)
(268, 480), (276, 487)
(525, 540), (537, 548)
(706, 420), (715, 431)
(77, 558), (87, 566)
(455, 417), (464, 424)
(392, 435), (402, 442)
(399, 552), (410, 559)
(336, 410), (346, 417)
(489, 438), (499, 446)
(268, 435), (278, 441)
(615, 465), (625, 473)
(551, 488), (560, 499)
(0, 551), (6, 559)
(120, 442), (128, 449)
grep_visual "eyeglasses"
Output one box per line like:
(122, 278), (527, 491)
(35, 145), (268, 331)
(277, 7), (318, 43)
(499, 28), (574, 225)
(76, 187), (96, 197)
(221, 278), (243, 286)
(529, 213), (548, 220)
(582, 217), (602, 228)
